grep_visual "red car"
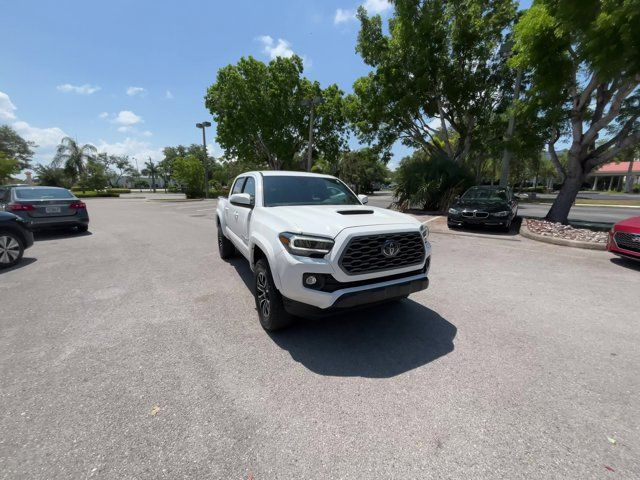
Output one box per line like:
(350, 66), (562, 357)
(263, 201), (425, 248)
(607, 216), (640, 261)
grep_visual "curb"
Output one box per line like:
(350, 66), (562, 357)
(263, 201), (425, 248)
(146, 198), (202, 203)
(520, 221), (606, 251)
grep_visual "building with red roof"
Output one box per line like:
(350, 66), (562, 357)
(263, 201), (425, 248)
(589, 161), (639, 191)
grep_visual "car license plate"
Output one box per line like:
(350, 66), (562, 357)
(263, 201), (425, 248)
(45, 206), (61, 213)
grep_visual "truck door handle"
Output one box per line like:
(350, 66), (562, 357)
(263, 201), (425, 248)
(234, 211), (239, 220)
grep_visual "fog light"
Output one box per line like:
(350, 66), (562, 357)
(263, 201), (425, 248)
(305, 275), (318, 286)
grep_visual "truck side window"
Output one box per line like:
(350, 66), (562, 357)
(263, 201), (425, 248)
(231, 177), (245, 195)
(242, 177), (255, 202)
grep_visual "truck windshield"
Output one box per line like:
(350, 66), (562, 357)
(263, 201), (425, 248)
(263, 176), (361, 207)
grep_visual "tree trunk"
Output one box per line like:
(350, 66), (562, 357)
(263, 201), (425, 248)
(625, 159), (635, 193)
(545, 153), (585, 224)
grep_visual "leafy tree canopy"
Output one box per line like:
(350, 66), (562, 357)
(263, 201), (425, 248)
(205, 55), (349, 170)
(0, 125), (35, 170)
(347, 0), (518, 164)
(511, 0), (640, 222)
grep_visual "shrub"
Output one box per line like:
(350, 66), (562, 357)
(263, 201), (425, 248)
(633, 185), (640, 194)
(394, 151), (473, 211)
(73, 191), (120, 198)
(107, 188), (131, 194)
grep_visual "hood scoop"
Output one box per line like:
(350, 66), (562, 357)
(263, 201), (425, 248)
(337, 209), (374, 215)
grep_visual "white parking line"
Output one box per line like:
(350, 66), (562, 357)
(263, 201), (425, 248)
(196, 208), (217, 212)
(423, 216), (442, 224)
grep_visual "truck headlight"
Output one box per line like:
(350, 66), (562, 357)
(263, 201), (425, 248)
(448, 208), (460, 215)
(278, 232), (334, 257)
(420, 223), (430, 241)
(493, 211), (510, 217)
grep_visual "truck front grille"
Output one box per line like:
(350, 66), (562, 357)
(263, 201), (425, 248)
(339, 231), (425, 275)
(614, 231), (640, 253)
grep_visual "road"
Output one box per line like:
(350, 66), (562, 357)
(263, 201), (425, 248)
(367, 192), (640, 225)
(1, 198), (639, 479)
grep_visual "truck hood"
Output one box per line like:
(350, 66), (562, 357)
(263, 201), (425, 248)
(258, 205), (419, 238)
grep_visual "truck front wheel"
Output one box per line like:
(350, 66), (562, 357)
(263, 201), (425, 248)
(254, 259), (293, 331)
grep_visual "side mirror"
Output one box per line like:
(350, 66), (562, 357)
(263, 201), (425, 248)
(230, 193), (253, 208)
(358, 194), (369, 204)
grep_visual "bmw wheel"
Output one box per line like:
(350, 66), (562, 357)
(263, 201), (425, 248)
(0, 232), (24, 269)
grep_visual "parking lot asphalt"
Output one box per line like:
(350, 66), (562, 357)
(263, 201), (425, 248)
(1, 198), (639, 479)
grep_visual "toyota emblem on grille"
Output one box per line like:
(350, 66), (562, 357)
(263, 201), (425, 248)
(382, 240), (400, 257)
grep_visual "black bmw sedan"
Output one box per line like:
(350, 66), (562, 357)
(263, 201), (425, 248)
(0, 212), (34, 268)
(447, 186), (518, 232)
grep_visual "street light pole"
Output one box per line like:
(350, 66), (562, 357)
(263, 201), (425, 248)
(196, 121), (212, 198)
(302, 96), (323, 172)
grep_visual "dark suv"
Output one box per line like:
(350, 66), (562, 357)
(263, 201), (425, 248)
(0, 186), (89, 232)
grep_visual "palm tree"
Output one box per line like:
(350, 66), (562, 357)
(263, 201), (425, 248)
(142, 158), (159, 193)
(53, 137), (97, 183)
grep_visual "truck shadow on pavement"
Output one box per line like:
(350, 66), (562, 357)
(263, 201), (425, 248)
(0, 257), (37, 274)
(230, 258), (457, 378)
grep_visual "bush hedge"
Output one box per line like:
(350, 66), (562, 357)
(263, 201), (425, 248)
(73, 191), (120, 198)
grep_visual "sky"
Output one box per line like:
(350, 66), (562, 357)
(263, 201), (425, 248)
(1, 0), (532, 172)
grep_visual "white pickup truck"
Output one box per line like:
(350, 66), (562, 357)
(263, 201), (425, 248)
(216, 171), (431, 330)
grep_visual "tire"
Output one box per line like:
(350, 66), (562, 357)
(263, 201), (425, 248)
(77, 224), (89, 233)
(254, 258), (293, 331)
(0, 231), (24, 269)
(217, 221), (235, 259)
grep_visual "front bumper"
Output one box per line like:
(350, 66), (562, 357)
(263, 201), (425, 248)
(607, 231), (640, 260)
(271, 230), (432, 311)
(448, 215), (509, 227)
(283, 276), (429, 318)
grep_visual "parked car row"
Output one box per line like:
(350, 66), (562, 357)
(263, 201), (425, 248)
(0, 185), (90, 269)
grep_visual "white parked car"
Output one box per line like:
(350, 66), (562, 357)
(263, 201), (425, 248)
(216, 171), (431, 330)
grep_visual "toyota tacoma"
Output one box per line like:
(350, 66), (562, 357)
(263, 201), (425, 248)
(216, 171), (431, 330)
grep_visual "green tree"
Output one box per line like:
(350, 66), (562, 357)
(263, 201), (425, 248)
(172, 155), (205, 198)
(76, 158), (109, 192)
(205, 55), (349, 170)
(0, 125), (36, 170)
(512, 0), (640, 223)
(34, 164), (72, 188)
(338, 148), (389, 194)
(142, 158), (159, 192)
(0, 152), (20, 182)
(53, 137), (97, 182)
(347, 0), (518, 165)
(98, 153), (135, 187)
(394, 150), (473, 211)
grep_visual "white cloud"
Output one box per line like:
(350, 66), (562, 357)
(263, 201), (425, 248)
(165, 90), (174, 99)
(12, 121), (67, 149)
(334, 0), (392, 25)
(112, 110), (142, 126)
(258, 35), (295, 59)
(126, 86), (146, 97)
(56, 83), (101, 95)
(98, 112), (109, 119)
(0, 91), (17, 120)
(141, 130), (153, 137)
(257, 35), (311, 68)
(363, 0), (391, 14)
(334, 8), (356, 24)
(96, 137), (163, 162)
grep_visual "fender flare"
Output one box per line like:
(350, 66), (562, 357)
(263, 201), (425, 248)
(250, 233), (283, 291)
